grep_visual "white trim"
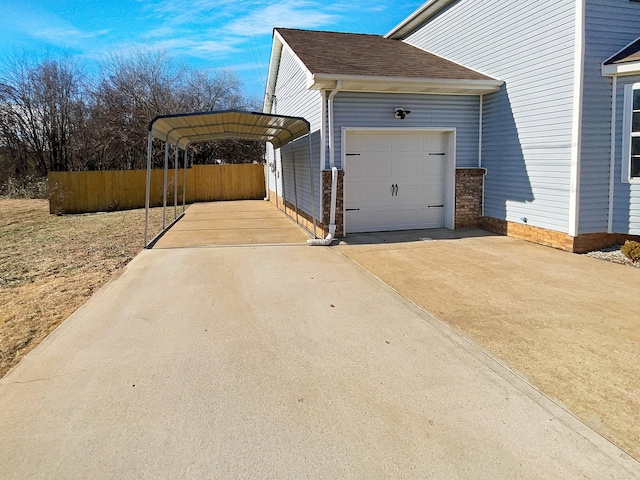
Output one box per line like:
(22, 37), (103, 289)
(478, 95), (483, 169)
(385, 0), (456, 39)
(568, 0), (585, 237)
(263, 36), (282, 114)
(308, 74), (503, 95)
(320, 90), (327, 171)
(602, 62), (640, 77)
(621, 82), (640, 185)
(608, 75), (617, 233)
(341, 127), (457, 234)
(273, 30), (312, 80)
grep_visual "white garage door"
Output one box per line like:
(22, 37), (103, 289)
(344, 130), (449, 233)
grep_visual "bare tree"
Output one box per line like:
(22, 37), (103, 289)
(0, 53), (87, 176)
(0, 48), (262, 182)
(90, 49), (257, 170)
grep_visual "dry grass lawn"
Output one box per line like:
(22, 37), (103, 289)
(0, 199), (165, 378)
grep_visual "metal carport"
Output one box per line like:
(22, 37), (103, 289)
(144, 110), (317, 247)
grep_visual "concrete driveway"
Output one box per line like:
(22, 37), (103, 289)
(336, 228), (640, 462)
(1, 240), (639, 478)
(153, 200), (311, 248)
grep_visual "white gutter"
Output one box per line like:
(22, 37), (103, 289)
(608, 75), (618, 233)
(308, 73), (503, 95)
(308, 81), (342, 246)
(385, 0), (456, 39)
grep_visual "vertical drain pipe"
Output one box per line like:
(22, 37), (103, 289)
(308, 80), (341, 246)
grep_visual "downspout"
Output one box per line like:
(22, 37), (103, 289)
(479, 94), (485, 217)
(607, 75), (617, 233)
(308, 80), (341, 245)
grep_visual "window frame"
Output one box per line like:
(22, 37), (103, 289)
(622, 82), (640, 183)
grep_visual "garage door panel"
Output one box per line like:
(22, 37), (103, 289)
(345, 183), (368, 205)
(393, 156), (420, 177)
(367, 135), (393, 152)
(348, 156), (368, 178)
(397, 135), (421, 152)
(368, 155), (392, 177)
(349, 134), (367, 152)
(398, 184), (419, 203)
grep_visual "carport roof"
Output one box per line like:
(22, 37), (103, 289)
(149, 110), (310, 150)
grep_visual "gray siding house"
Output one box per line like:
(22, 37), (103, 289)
(264, 0), (640, 252)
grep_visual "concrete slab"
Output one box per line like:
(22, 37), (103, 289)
(153, 200), (311, 248)
(336, 230), (640, 461)
(1, 245), (638, 478)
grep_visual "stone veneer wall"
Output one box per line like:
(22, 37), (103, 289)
(455, 168), (485, 229)
(482, 216), (640, 253)
(322, 170), (345, 236)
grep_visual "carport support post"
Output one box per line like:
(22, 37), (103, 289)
(174, 146), (179, 219)
(292, 150), (299, 224)
(163, 141), (169, 229)
(307, 132), (317, 238)
(144, 131), (153, 247)
(183, 147), (187, 213)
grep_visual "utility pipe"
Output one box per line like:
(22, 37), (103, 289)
(308, 81), (342, 246)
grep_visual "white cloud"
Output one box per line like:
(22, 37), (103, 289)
(225, 2), (339, 36)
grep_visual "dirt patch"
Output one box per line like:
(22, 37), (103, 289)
(0, 199), (166, 378)
(336, 235), (640, 460)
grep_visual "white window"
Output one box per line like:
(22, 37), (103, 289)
(622, 83), (640, 182)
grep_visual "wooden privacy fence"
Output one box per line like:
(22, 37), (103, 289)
(48, 164), (266, 214)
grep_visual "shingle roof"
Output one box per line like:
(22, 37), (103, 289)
(605, 38), (640, 65)
(275, 28), (493, 81)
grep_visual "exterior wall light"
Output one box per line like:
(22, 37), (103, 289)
(394, 108), (411, 119)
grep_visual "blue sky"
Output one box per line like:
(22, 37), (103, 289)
(0, 0), (423, 101)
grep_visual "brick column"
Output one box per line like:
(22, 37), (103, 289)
(455, 168), (485, 229)
(322, 170), (344, 236)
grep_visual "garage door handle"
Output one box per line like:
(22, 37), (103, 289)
(345, 208), (360, 211)
(428, 204), (444, 208)
(391, 183), (398, 196)
(429, 153), (446, 156)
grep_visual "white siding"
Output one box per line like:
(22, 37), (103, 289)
(333, 92), (480, 169)
(404, 0), (576, 233)
(580, 0), (640, 233)
(266, 48), (322, 218)
(612, 75), (640, 235)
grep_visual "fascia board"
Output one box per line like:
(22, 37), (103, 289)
(265, 30), (314, 113)
(263, 35), (283, 114)
(309, 73), (503, 94)
(385, 0), (456, 39)
(273, 30), (313, 84)
(602, 35), (640, 65)
(602, 62), (640, 76)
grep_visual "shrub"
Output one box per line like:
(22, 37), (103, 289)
(0, 176), (48, 199)
(621, 240), (640, 262)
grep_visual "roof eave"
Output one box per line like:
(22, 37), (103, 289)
(385, 0), (456, 40)
(309, 74), (503, 95)
(602, 62), (640, 76)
